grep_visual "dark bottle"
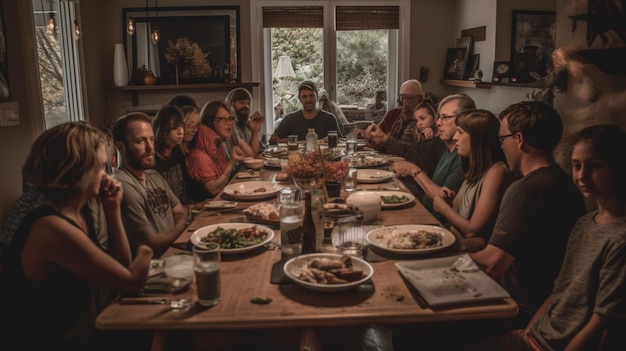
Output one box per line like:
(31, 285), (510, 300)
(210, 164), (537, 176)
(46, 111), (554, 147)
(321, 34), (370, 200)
(301, 192), (316, 254)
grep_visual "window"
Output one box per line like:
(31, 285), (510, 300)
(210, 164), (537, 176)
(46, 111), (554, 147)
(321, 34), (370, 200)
(32, 0), (84, 129)
(253, 1), (409, 133)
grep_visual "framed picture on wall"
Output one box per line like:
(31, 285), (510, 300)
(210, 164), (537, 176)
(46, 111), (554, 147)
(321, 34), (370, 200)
(0, 3), (10, 101)
(443, 47), (468, 80)
(510, 10), (556, 83)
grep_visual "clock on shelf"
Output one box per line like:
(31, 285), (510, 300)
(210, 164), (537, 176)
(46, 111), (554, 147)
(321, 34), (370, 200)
(492, 61), (511, 83)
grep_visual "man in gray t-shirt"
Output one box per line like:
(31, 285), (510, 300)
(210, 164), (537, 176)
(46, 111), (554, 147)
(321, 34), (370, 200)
(112, 112), (190, 257)
(470, 101), (585, 324)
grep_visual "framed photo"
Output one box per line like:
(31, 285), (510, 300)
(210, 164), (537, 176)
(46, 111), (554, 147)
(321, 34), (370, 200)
(443, 47), (468, 80)
(492, 61), (511, 83)
(456, 37), (473, 79)
(123, 6), (240, 84)
(510, 10), (556, 83)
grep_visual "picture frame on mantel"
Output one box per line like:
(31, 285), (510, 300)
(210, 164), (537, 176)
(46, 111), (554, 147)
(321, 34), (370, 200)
(443, 48), (468, 80)
(122, 6), (240, 85)
(510, 10), (556, 83)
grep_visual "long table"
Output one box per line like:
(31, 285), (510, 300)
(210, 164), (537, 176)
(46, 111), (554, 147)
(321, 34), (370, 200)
(96, 169), (517, 350)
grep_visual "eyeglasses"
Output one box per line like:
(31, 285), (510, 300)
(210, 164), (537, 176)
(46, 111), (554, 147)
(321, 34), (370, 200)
(184, 123), (198, 130)
(214, 116), (235, 124)
(399, 94), (423, 102)
(498, 134), (515, 144)
(437, 114), (456, 121)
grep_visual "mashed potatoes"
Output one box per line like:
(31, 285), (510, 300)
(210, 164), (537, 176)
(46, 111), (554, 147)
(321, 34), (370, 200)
(376, 229), (442, 250)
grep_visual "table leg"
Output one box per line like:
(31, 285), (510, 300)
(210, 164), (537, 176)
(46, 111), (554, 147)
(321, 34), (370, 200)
(150, 330), (167, 351)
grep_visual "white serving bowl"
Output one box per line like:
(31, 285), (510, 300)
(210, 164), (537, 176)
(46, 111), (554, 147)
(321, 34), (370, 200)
(243, 158), (266, 170)
(346, 192), (381, 223)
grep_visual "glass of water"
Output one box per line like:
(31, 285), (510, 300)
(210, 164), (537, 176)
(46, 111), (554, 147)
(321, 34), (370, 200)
(346, 137), (357, 155)
(163, 254), (194, 309)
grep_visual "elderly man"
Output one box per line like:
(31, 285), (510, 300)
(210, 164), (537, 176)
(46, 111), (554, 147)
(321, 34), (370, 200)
(355, 79), (423, 143)
(225, 87), (264, 156)
(270, 80), (343, 144)
(370, 94), (475, 223)
(113, 112), (190, 257)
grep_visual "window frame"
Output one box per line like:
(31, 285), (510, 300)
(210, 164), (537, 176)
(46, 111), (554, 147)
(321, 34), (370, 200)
(251, 0), (410, 134)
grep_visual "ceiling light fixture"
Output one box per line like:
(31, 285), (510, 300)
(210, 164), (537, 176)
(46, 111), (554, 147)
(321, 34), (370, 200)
(151, 0), (160, 44)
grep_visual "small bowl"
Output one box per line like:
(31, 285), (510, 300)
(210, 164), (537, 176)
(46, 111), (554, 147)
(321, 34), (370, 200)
(243, 158), (265, 170)
(346, 192), (382, 223)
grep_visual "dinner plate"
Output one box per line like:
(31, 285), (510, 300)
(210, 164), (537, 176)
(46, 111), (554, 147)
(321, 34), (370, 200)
(365, 190), (415, 209)
(356, 169), (394, 184)
(190, 223), (275, 254)
(223, 181), (284, 200)
(283, 253), (374, 292)
(261, 146), (288, 159)
(366, 224), (456, 255)
(395, 254), (510, 306)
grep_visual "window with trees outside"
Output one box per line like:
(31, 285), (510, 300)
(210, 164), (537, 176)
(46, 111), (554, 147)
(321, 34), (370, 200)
(32, 0), (84, 129)
(258, 1), (406, 134)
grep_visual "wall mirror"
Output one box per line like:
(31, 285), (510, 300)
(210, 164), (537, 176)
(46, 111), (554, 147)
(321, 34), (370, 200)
(122, 6), (240, 84)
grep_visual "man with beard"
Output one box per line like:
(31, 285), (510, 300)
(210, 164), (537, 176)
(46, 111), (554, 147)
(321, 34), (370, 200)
(113, 112), (190, 257)
(270, 80), (343, 144)
(225, 88), (264, 157)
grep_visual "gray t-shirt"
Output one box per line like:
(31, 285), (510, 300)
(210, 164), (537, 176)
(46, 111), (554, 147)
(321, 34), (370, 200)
(274, 109), (342, 139)
(114, 167), (180, 250)
(490, 164), (586, 318)
(531, 213), (626, 351)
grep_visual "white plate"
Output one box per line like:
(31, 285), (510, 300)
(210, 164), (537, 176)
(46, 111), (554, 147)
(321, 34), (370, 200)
(357, 169), (394, 184)
(395, 254), (510, 306)
(223, 181), (284, 200)
(204, 200), (238, 209)
(190, 223), (275, 254)
(366, 224), (456, 255)
(366, 190), (415, 209)
(283, 253), (374, 292)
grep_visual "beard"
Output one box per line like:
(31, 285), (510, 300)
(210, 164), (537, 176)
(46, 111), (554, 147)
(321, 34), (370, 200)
(236, 108), (249, 123)
(126, 151), (155, 170)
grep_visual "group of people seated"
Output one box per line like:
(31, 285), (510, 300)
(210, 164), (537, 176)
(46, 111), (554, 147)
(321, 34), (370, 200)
(0, 75), (624, 350)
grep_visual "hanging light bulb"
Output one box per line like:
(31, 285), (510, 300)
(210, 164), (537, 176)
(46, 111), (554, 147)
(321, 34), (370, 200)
(151, 0), (160, 44)
(127, 17), (135, 36)
(151, 25), (160, 44)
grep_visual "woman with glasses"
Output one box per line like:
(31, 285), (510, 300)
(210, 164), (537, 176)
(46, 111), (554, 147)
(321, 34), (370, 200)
(432, 109), (513, 249)
(185, 100), (250, 202)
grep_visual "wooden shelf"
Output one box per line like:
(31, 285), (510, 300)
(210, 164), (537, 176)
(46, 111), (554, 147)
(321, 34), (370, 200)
(440, 79), (491, 89)
(118, 82), (261, 106)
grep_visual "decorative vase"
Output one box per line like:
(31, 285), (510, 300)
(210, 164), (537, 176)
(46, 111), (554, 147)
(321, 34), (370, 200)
(113, 43), (129, 87)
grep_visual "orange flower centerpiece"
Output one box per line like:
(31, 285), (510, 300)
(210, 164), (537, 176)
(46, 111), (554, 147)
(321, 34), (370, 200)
(284, 150), (349, 195)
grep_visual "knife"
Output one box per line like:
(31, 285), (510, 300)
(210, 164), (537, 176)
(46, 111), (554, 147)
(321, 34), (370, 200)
(119, 298), (170, 305)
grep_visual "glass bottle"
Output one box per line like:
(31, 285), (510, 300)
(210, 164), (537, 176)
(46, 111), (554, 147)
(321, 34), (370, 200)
(305, 128), (318, 152)
(301, 192), (316, 254)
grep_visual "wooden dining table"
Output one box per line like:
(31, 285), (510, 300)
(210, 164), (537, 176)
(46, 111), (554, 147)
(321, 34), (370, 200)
(96, 166), (518, 350)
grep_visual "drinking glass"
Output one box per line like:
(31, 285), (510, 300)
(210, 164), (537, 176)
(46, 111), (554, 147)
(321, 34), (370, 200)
(327, 130), (338, 148)
(163, 254), (194, 309)
(333, 212), (366, 258)
(287, 135), (299, 151)
(193, 243), (221, 307)
(346, 137), (357, 155)
(280, 200), (304, 260)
